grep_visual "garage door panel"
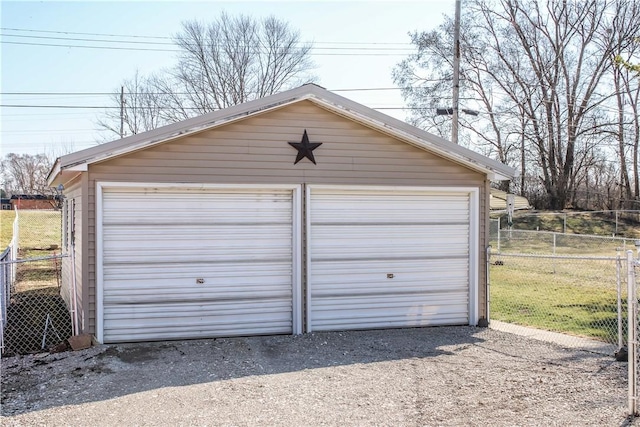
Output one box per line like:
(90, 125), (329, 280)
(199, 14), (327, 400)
(100, 186), (295, 343)
(311, 225), (469, 259)
(105, 314), (292, 342)
(103, 190), (292, 223)
(311, 261), (468, 295)
(312, 294), (469, 331)
(104, 248), (292, 265)
(104, 225), (292, 241)
(105, 300), (291, 325)
(311, 282), (469, 297)
(104, 286), (292, 304)
(309, 188), (471, 332)
(104, 225), (292, 264)
(311, 194), (470, 224)
(310, 258), (468, 279)
(104, 307), (292, 342)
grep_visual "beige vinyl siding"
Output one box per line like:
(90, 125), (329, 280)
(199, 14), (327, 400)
(60, 175), (86, 331)
(85, 100), (488, 333)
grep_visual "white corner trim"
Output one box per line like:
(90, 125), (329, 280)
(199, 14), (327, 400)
(95, 182), (105, 344)
(305, 185), (313, 333)
(468, 188), (480, 326)
(292, 185), (303, 335)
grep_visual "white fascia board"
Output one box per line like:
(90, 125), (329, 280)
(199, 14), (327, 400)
(51, 83), (516, 182)
(46, 159), (62, 186)
(67, 164), (88, 172)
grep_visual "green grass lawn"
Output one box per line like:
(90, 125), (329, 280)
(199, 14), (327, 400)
(1, 210), (63, 293)
(0, 210), (17, 249)
(1, 210), (61, 250)
(490, 256), (622, 343)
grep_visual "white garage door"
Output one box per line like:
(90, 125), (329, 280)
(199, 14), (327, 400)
(98, 185), (297, 343)
(308, 187), (475, 332)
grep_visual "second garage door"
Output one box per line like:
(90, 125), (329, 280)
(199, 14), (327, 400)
(98, 185), (298, 343)
(308, 187), (476, 332)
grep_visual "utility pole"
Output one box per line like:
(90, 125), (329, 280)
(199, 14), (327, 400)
(451, 0), (461, 144)
(119, 86), (124, 139)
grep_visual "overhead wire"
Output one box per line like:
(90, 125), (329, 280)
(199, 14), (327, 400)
(1, 40), (412, 56)
(2, 33), (416, 52)
(0, 26), (418, 56)
(0, 26), (415, 45)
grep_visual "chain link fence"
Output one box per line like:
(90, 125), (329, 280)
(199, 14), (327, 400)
(1, 209), (71, 356)
(488, 222), (630, 355)
(491, 210), (640, 237)
(489, 252), (623, 355)
(490, 228), (632, 256)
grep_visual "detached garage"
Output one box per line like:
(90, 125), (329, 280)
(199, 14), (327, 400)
(48, 83), (515, 344)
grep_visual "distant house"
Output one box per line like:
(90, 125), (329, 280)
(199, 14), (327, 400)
(1, 198), (11, 210)
(10, 195), (59, 210)
(489, 189), (531, 212)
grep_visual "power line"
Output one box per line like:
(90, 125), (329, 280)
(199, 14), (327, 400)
(1, 26), (172, 40)
(0, 87), (426, 96)
(1, 40), (412, 56)
(0, 26), (414, 46)
(1, 33), (416, 52)
(2, 40), (178, 52)
(0, 104), (421, 111)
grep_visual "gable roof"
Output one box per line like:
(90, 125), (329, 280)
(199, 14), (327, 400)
(48, 83), (517, 185)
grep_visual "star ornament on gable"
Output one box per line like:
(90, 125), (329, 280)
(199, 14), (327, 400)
(288, 130), (322, 165)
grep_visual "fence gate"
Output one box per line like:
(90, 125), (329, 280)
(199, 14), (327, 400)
(0, 209), (71, 356)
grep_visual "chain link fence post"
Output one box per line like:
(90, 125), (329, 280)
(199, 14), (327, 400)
(629, 250), (638, 416)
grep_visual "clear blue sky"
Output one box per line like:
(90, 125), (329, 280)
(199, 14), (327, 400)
(1, 0), (453, 157)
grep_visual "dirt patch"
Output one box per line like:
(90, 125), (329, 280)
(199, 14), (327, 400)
(114, 346), (158, 363)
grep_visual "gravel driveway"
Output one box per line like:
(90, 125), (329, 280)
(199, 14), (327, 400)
(0, 326), (634, 426)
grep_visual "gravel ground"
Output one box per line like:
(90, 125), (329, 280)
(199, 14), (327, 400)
(0, 326), (635, 426)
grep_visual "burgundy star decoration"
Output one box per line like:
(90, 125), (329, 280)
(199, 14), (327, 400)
(288, 130), (322, 165)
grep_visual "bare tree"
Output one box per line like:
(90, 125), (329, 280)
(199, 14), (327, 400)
(394, 0), (640, 210)
(97, 71), (166, 139)
(1, 153), (54, 196)
(99, 13), (314, 139)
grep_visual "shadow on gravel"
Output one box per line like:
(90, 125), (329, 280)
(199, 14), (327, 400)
(2, 326), (484, 416)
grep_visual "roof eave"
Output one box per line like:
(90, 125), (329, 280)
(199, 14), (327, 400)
(48, 83), (517, 183)
(50, 87), (318, 181)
